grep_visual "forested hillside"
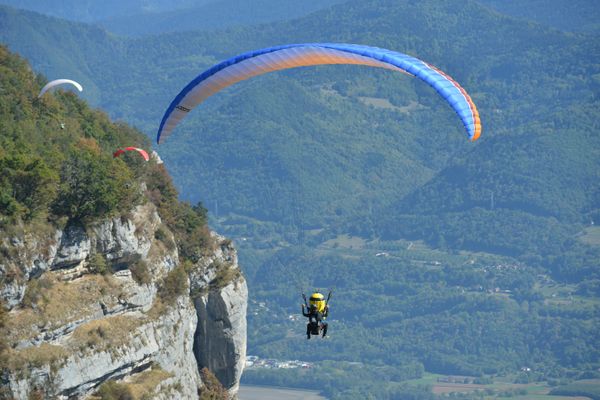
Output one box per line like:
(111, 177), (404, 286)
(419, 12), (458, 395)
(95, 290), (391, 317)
(99, 0), (347, 37)
(0, 0), (204, 22)
(0, 0), (346, 37)
(0, 44), (210, 265)
(1, 1), (598, 233)
(479, 0), (600, 33)
(2, 0), (597, 245)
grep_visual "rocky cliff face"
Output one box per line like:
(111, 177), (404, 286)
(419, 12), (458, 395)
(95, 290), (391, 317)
(0, 203), (247, 399)
(190, 241), (247, 394)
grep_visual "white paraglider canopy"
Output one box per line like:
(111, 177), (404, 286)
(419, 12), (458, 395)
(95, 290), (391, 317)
(38, 79), (83, 98)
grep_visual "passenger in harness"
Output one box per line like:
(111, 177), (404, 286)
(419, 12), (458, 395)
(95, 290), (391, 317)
(301, 291), (330, 339)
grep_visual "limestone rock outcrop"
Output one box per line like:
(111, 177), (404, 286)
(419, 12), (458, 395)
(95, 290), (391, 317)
(0, 203), (247, 399)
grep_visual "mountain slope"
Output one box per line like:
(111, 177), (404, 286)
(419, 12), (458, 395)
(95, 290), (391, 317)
(2, 3), (599, 398)
(0, 0), (204, 22)
(1, 0), (598, 254)
(0, 44), (247, 399)
(479, 0), (600, 33)
(99, 0), (347, 36)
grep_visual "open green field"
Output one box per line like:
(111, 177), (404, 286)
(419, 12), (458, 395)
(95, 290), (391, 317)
(402, 373), (595, 399)
(238, 385), (327, 400)
(315, 235), (508, 265)
(549, 379), (600, 399)
(578, 226), (600, 247)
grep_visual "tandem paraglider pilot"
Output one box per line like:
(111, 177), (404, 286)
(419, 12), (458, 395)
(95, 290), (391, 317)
(302, 291), (330, 339)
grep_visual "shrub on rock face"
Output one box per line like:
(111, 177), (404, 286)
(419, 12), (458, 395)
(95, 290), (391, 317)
(88, 253), (111, 275)
(95, 380), (134, 400)
(130, 260), (151, 285)
(27, 387), (45, 400)
(198, 368), (228, 400)
(21, 275), (54, 308)
(158, 265), (188, 304)
(144, 165), (212, 262)
(0, 300), (7, 361)
(211, 261), (241, 290)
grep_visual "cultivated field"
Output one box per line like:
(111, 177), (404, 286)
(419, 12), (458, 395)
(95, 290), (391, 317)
(238, 385), (327, 400)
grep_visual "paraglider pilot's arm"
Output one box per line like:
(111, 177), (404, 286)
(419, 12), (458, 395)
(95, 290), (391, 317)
(301, 304), (311, 318)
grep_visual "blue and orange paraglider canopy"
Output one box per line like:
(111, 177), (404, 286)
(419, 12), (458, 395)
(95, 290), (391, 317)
(157, 43), (481, 144)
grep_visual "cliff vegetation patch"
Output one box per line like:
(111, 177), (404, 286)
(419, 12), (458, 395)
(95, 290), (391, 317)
(198, 367), (228, 400)
(92, 365), (173, 400)
(126, 367), (174, 399)
(71, 315), (143, 354)
(129, 260), (152, 285)
(5, 343), (68, 377)
(210, 261), (242, 291)
(7, 273), (122, 343)
(157, 264), (189, 305)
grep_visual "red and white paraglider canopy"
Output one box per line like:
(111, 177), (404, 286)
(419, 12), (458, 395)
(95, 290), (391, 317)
(113, 147), (150, 161)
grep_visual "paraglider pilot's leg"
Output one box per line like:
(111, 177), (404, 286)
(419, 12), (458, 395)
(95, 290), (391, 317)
(321, 322), (328, 338)
(306, 323), (311, 339)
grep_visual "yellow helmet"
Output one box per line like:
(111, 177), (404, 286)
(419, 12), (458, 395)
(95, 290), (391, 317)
(309, 292), (326, 313)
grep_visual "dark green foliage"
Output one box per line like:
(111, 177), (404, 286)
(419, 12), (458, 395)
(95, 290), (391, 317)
(577, 279), (600, 297)
(158, 265), (188, 304)
(0, 153), (58, 220)
(144, 165), (179, 221)
(478, 0), (600, 33)
(52, 140), (137, 222)
(154, 225), (168, 242)
(172, 202), (211, 262)
(95, 380), (134, 400)
(87, 253), (111, 275)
